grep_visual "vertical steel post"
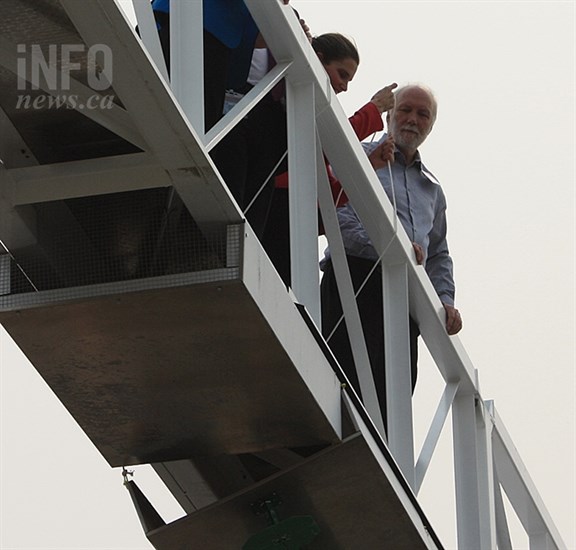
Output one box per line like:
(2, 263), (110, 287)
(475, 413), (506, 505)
(316, 135), (386, 436)
(530, 532), (556, 550)
(170, 0), (204, 135)
(286, 80), (320, 325)
(493, 468), (513, 550)
(131, 0), (169, 81)
(453, 392), (495, 549)
(475, 401), (498, 548)
(382, 262), (415, 487)
(415, 381), (460, 494)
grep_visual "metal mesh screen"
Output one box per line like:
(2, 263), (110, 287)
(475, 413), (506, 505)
(0, 187), (240, 304)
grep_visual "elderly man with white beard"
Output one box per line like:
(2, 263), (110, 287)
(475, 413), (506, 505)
(320, 83), (462, 432)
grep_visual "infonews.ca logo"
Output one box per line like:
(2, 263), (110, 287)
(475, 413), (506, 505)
(16, 43), (115, 111)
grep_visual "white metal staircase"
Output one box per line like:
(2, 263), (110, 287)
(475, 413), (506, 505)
(0, 1), (567, 548)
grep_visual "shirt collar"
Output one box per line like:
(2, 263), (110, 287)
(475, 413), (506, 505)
(420, 162), (440, 185)
(393, 146), (422, 167)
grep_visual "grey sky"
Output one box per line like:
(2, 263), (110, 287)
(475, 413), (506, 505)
(1, 1), (574, 549)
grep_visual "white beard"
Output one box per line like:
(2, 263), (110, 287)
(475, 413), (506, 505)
(392, 125), (425, 151)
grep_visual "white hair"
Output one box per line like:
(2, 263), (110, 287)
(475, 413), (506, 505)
(393, 83), (438, 121)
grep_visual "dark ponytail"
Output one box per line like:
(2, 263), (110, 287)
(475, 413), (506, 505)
(312, 33), (359, 65)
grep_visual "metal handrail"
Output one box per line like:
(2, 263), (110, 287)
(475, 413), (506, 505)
(130, 0), (566, 547)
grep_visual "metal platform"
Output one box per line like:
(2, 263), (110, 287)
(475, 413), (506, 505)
(0, 0), (344, 470)
(0, 240), (343, 466)
(1, 1), (566, 549)
(0, 1), (438, 547)
(148, 434), (434, 550)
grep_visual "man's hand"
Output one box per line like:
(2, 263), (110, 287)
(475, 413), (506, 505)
(370, 83), (398, 113)
(443, 303), (462, 335)
(412, 242), (424, 265)
(368, 136), (395, 169)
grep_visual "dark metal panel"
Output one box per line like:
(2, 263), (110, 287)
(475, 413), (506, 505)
(0, 0), (139, 165)
(148, 435), (435, 550)
(0, 279), (341, 466)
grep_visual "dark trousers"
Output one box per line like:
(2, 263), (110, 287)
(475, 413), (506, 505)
(155, 15), (286, 237)
(262, 189), (327, 288)
(211, 97), (287, 238)
(321, 256), (420, 432)
(262, 188), (291, 285)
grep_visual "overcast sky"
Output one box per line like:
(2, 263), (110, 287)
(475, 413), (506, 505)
(1, 1), (574, 549)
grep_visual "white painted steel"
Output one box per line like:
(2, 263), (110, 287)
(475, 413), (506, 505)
(0, 267), (238, 312)
(204, 61), (293, 152)
(530, 532), (556, 550)
(131, 0), (169, 81)
(6, 153), (169, 205)
(316, 134), (386, 436)
(170, 1), (204, 135)
(59, 0), (243, 228)
(286, 80), (320, 325)
(132, 1), (565, 546)
(409, 274), (478, 393)
(0, 106), (38, 168)
(2, 0), (565, 547)
(0, 35), (146, 150)
(241, 224), (342, 439)
(152, 460), (216, 513)
(475, 399), (498, 548)
(488, 403), (566, 550)
(382, 262), (415, 488)
(310, 94), (481, 423)
(415, 381), (460, 494)
(0, 165), (38, 251)
(342, 393), (441, 549)
(493, 465), (514, 550)
(244, 0), (331, 99)
(452, 392), (485, 549)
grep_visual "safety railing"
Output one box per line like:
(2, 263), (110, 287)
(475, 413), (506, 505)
(130, 1), (566, 548)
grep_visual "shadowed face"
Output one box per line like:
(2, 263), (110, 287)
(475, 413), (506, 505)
(387, 86), (436, 152)
(322, 57), (358, 94)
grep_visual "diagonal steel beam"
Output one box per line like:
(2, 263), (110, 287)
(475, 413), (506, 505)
(0, 35), (146, 150)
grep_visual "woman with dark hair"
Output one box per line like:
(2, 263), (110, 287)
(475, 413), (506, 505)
(216, 31), (393, 243)
(260, 34), (397, 287)
(312, 32), (359, 66)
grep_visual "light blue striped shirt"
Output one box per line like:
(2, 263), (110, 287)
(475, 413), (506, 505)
(322, 134), (455, 306)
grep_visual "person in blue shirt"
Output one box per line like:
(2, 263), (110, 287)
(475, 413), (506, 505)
(320, 84), (462, 432)
(151, 0), (261, 130)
